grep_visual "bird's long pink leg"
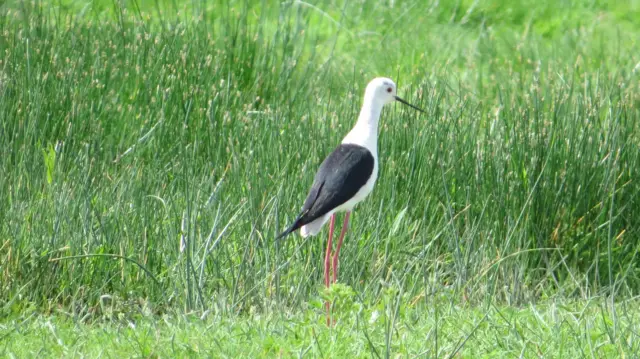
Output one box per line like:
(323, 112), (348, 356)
(332, 211), (351, 284)
(324, 214), (336, 326)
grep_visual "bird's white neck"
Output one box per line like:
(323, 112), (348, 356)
(341, 96), (383, 156)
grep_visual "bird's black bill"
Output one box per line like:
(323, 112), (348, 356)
(394, 96), (425, 113)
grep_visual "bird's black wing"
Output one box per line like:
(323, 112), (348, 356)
(277, 144), (374, 239)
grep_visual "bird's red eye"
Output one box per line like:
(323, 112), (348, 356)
(387, 87), (392, 93)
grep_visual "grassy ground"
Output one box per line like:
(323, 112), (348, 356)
(1, 0), (640, 357)
(3, 296), (640, 358)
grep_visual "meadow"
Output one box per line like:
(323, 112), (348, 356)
(1, 0), (640, 357)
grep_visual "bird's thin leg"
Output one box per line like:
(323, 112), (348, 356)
(324, 214), (336, 326)
(325, 214), (336, 287)
(332, 211), (351, 284)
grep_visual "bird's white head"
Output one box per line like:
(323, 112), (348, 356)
(365, 77), (397, 105)
(364, 77), (425, 112)
(343, 77), (424, 151)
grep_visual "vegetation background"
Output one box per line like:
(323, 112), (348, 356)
(1, 0), (639, 357)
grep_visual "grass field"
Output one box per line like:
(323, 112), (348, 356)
(3, 298), (639, 357)
(1, 0), (640, 357)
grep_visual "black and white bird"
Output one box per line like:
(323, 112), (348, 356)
(277, 77), (424, 323)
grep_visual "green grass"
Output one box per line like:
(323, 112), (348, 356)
(3, 295), (640, 357)
(1, 0), (640, 356)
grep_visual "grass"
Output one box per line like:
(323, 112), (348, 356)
(3, 294), (640, 357)
(1, 0), (640, 356)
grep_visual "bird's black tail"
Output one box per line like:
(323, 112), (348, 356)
(276, 212), (305, 240)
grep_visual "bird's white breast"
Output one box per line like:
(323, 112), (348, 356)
(335, 152), (378, 212)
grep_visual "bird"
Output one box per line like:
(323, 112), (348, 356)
(276, 77), (425, 324)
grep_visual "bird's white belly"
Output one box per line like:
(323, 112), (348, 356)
(335, 160), (379, 212)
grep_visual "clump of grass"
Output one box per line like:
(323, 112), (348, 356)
(0, 0), (639, 321)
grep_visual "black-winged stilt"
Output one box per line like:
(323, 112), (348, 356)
(277, 77), (424, 324)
